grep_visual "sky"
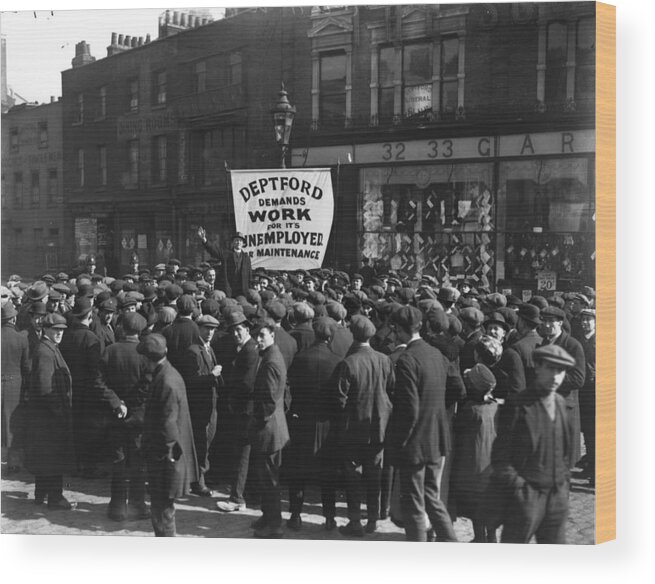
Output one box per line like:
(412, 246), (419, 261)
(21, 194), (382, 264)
(0, 4), (226, 105)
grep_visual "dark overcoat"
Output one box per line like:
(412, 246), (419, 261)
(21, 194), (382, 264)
(289, 322), (315, 353)
(162, 317), (200, 372)
(330, 325), (354, 359)
(202, 240), (251, 298)
(249, 344), (289, 454)
(507, 329), (543, 385)
(1, 322), (30, 448)
(273, 325), (298, 370)
(23, 337), (75, 476)
(142, 360), (199, 498)
(179, 342), (220, 432)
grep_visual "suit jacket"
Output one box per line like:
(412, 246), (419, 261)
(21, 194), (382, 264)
(142, 359), (199, 498)
(222, 337), (259, 418)
(508, 329), (543, 385)
(386, 338), (453, 465)
(249, 344), (289, 454)
(162, 317), (200, 373)
(89, 316), (115, 352)
(23, 337), (75, 476)
(273, 325), (298, 370)
(335, 343), (395, 448)
(289, 322), (315, 353)
(202, 239), (252, 298)
(330, 324), (354, 359)
(180, 341), (220, 425)
(459, 329), (483, 374)
(490, 348), (526, 399)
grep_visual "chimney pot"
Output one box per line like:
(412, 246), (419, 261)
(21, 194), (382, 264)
(180, 13), (187, 27)
(173, 11), (179, 25)
(111, 32), (117, 45)
(131, 37), (137, 48)
(51, 96), (55, 103)
(125, 35), (131, 46)
(118, 34), (124, 44)
(145, 33), (151, 43)
(138, 36), (144, 46)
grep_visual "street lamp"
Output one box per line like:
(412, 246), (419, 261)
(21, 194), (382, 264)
(271, 84), (296, 169)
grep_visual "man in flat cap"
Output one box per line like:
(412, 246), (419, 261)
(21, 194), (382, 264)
(162, 295), (201, 374)
(99, 312), (150, 521)
(334, 315), (395, 537)
(59, 296), (107, 478)
(578, 308), (596, 484)
(459, 307), (485, 375)
(491, 345), (578, 544)
(386, 306), (460, 542)
(179, 315), (223, 496)
(139, 334), (199, 536)
(286, 317), (343, 530)
(506, 303), (543, 387)
(539, 306), (586, 466)
(197, 226), (252, 298)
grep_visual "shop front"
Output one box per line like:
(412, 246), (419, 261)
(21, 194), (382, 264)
(293, 128), (595, 295)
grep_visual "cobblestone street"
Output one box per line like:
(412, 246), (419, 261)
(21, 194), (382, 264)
(1, 460), (595, 543)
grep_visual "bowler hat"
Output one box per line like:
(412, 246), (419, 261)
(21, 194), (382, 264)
(484, 311), (510, 332)
(224, 310), (249, 329)
(437, 287), (458, 304)
(231, 232), (246, 243)
(349, 315), (376, 342)
(533, 345), (576, 369)
(28, 302), (47, 316)
(26, 281), (49, 302)
(517, 303), (541, 326)
(71, 296), (94, 318)
(42, 313), (68, 329)
(137, 333), (167, 360)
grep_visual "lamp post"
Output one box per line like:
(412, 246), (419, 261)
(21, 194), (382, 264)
(271, 84), (296, 169)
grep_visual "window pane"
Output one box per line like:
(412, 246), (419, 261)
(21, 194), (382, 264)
(403, 43), (431, 86)
(547, 22), (567, 65)
(379, 87), (395, 121)
(441, 37), (459, 77)
(379, 47), (395, 87)
(319, 93), (346, 125)
(404, 84), (432, 116)
(441, 80), (458, 113)
(320, 53), (346, 85)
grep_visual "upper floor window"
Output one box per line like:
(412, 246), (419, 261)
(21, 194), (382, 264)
(98, 145), (107, 186)
(378, 46), (396, 122)
(98, 86), (107, 119)
(194, 61), (207, 93)
(10, 128), (19, 153)
(129, 78), (139, 112)
(545, 21), (568, 106)
(1, 175), (6, 208)
(575, 17), (595, 102)
(75, 93), (84, 124)
(439, 37), (460, 115)
(402, 42), (432, 117)
(38, 122), (48, 149)
(31, 171), (40, 205)
(77, 148), (85, 187)
(128, 140), (140, 187)
(228, 52), (242, 86)
(319, 52), (347, 126)
(14, 173), (23, 207)
(154, 70), (167, 105)
(48, 169), (58, 203)
(152, 135), (167, 184)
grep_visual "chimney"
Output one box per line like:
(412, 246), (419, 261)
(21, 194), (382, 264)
(145, 34), (151, 43)
(71, 41), (96, 68)
(50, 96), (55, 103)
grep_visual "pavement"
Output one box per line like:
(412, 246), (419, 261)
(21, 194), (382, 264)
(1, 458), (595, 543)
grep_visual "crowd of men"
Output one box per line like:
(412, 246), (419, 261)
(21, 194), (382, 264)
(1, 229), (596, 542)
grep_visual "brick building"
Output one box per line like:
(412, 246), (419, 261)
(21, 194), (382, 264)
(292, 3), (596, 294)
(61, 7), (312, 276)
(1, 99), (66, 279)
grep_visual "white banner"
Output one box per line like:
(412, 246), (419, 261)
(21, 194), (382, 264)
(230, 168), (334, 270)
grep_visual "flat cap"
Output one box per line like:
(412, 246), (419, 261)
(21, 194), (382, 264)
(1, 302), (18, 320)
(136, 333), (167, 360)
(573, 293), (591, 306)
(351, 273), (364, 282)
(99, 298), (118, 313)
(197, 314), (220, 328)
(350, 315), (376, 342)
(460, 307), (485, 327)
(42, 312), (68, 329)
(165, 284), (183, 301)
(122, 312), (147, 335)
(182, 281), (198, 294)
(437, 287), (458, 304)
(529, 295), (549, 310)
(533, 345), (576, 369)
(466, 363), (497, 396)
(224, 310), (249, 329)
(325, 301), (347, 321)
(482, 292), (507, 309)
(580, 308), (596, 318)
(541, 306), (566, 320)
(293, 302), (315, 322)
(266, 301), (287, 320)
(313, 316), (337, 340)
(201, 298), (221, 318)
(392, 305), (423, 330)
(176, 294), (197, 315)
(119, 295), (137, 309)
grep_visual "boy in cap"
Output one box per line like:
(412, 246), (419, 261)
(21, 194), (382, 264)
(492, 345), (578, 544)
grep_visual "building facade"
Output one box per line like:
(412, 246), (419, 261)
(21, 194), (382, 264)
(1, 100), (66, 279)
(291, 3), (596, 295)
(61, 7), (312, 276)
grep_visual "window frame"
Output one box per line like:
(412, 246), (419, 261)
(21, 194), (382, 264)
(98, 145), (108, 186)
(14, 172), (23, 207)
(319, 51), (348, 127)
(31, 171), (41, 205)
(38, 122), (48, 149)
(153, 70), (167, 106)
(127, 139), (140, 188)
(77, 148), (85, 187)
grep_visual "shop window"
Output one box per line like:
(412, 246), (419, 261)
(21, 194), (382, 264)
(31, 171), (40, 205)
(14, 172), (23, 207)
(575, 17), (595, 103)
(319, 52), (347, 127)
(128, 78), (139, 112)
(153, 70), (167, 105)
(98, 145), (107, 186)
(152, 135), (167, 184)
(127, 140), (139, 187)
(38, 122), (48, 149)
(194, 61), (207, 93)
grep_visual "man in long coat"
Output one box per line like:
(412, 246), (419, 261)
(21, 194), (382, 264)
(1, 302), (31, 472)
(162, 295), (200, 373)
(139, 334), (199, 537)
(386, 306), (459, 542)
(23, 313), (75, 509)
(286, 317), (342, 530)
(491, 345), (577, 544)
(506, 303), (543, 386)
(197, 226), (252, 298)
(334, 315), (395, 537)
(249, 320), (290, 538)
